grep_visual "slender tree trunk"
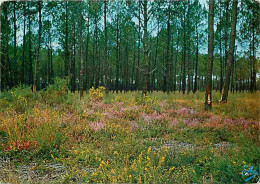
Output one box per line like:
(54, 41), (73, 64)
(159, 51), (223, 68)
(143, 0), (149, 96)
(224, 1), (229, 73)
(220, 0), (238, 102)
(166, 4), (171, 94)
(116, 15), (119, 93)
(193, 20), (199, 93)
(33, 1), (42, 93)
(219, 3), (223, 93)
(174, 31), (179, 92)
(152, 16), (160, 92)
(28, 3), (33, 87)
(187, 0), (191, 95)
(205, 0), (214, 111)
(65, 1), (69, 77)
(182, 6), (186, 94)
(46, 21), (53, 85)
(71, 24), (76, 93)
(85, 14), (90, 90)
(94, 16), (99, 89)
(80, 14), (84, 99)
(131, 32), (136, 90)
(13, 1), (17, 86)
(22, 3), (26, 84)
(136, 1), (141, 91)
(163, 51), (166, 93)
(252, 20), (256, 92)
(125, 43), (129, 92)
(104, 0), (109, 93)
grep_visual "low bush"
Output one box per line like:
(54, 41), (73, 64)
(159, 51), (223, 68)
(40, 78), (68, 105)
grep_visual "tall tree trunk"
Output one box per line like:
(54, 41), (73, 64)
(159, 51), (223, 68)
(252, 14), (256, 92)
(143, 0), (149, 96)
(80, 14), (84, 99)
(48, 22), (54, 84)
(125, 43), (129, 92)
(174, 30), (179, 92)
(131, 32), (136, 91)
(220, 0), (238, 102)
(22, 2), (26, 84)
(94, 16), (99, 89)
(136, 1), (141, 91)
(28, 3), (33, 87)
(205, 0), (214, 111)
(163, 51), (166, 93)
(219, 3), (223, 93)
(13, 1), (17, 86)
(166, 4), (171, 94)
(116, 15), (119, 93)
(104, 0), (109, 93)
(224, 1), (229, 73)
(85, 14), (90, 90)
(152, 16), (160, 92)
(182, 6), (186, 94)
(65, 1), (69, 77)
(71, 23), (76, 93)
(33, 1), (42, 93)
(1, 4), (10, 90)
(193, 19), (199, 93)
(187, 0), (191, 95)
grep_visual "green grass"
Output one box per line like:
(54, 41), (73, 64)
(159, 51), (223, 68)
(0, 85), (259, 183)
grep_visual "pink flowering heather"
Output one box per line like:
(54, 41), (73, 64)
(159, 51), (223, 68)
(169, 118), (179, 127)
(176, 107), (196, 115)
(130, 121), (138, 130)
(89, 121), (106, 132)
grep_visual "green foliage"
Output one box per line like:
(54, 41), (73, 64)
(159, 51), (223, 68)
(40, 78), (68, 105)
(0, 85), (31, 113)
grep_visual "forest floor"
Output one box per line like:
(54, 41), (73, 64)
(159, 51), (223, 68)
(0, 85), (259, 183)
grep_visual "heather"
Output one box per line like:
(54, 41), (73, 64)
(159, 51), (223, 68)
(0, 84), (259, 183)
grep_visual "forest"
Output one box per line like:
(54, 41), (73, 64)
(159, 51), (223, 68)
(0, 0), (259, 96)
(0, 0), (259, 183)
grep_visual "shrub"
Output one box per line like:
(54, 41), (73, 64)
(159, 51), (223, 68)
(89, 86), (105, 102)
(0, 85), (31, 113)
(41, 78), (68, 105)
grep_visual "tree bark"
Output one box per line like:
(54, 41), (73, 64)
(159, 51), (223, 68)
(22, 2), (26, 84)
(85, 12), (90, 90)
(28, 3), (33, 87)
(224, 1), (229, 73)
(219, 2), (223, 93)
(71, 23), (76, 93)
(187, 0), (191, 95)
(65, 2), (69, 77)
(104, 0), (109, 93)
(143, 0), (149, 96)
(166, 3), (171, 94)
(182, 5), (186, 94)
(220, 0), (238, 102)
(80, 14), (84, 99)
(33, 1), (42, 93)
(174, 30), (179, 92)
(205, 0), (214, 111)
(136, 1), (141, 91)
(13, 1), (17, 86)
(116, 15), (119, 93)
(193, 19), (199, 93)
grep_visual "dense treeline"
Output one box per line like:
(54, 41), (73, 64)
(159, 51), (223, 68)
(0, 0), (259, 96)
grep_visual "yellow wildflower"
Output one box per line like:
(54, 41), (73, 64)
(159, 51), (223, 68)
(147, 146), (152, 154)
(169, 167), (175, 172)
